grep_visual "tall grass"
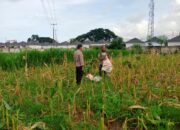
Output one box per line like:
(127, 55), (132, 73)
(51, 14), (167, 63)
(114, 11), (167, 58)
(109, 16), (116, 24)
(0, 49), (121, 70)
(0, 51), (179, 129)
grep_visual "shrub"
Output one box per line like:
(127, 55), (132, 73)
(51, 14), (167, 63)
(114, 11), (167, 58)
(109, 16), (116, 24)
(108, 37), (125, 49)
(131, 44), (143, 54)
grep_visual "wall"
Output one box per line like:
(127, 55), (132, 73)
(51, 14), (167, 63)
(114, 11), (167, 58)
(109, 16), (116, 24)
(145, 46), (180, 54)
(126, 43), (145, 48)
(27, 45), (90, 50)
(168, 42), (180, 47)
(145, 42), (162, 47)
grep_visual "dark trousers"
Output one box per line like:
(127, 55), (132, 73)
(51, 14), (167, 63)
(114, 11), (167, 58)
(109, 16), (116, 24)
(99, 64), (106, 76)
(76, 66), (83, 85)
(99, 64), (103, 76)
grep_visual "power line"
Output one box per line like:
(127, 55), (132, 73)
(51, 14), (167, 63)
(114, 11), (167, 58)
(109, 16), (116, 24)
(52, 0), (58, 23)
(40, 0), (57, 23)
(40, 0), (52, 24)
(49, 0), (58, 42)
(45, 0), (55, 23)
(40, 0), (58, 42)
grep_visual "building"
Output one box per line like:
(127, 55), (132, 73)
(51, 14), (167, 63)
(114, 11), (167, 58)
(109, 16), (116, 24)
(6, 40), (17, 44)
(59, 41), (77, 49)
(85, 40), (109, 48)
(125, 38), (145, 48)
(168, 35), (180, 47)
(145, 37), (162, 47)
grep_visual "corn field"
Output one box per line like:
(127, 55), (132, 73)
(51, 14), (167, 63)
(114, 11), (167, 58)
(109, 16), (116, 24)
(0, 49), (180, 130)
(0, 49), (121, 70)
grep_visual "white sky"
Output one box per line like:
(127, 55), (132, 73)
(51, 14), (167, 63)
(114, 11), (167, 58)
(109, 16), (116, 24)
(0, 0), (180, 42)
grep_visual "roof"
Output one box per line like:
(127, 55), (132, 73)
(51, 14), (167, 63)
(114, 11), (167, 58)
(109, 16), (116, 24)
(60, 41), (70, 45)
(0, 43), (5, 47)
(126, 38), (144, 44)
(168, 35), (180, 42)
(146, 37), (160, 42)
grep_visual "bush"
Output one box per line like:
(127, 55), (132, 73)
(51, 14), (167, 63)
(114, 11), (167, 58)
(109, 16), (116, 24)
(131, 44), (143, 54)
(108, 37), (125, 49)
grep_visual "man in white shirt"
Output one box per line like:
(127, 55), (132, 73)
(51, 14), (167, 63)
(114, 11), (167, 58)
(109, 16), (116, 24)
(98, 45), (110, 76)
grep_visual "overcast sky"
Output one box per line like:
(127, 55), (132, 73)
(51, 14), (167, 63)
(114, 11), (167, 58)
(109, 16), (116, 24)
(0, 0), (180, 42)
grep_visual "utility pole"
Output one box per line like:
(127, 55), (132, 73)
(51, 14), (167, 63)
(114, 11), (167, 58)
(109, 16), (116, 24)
(51, 23), (57, 44)
(172, 32), (174, 38)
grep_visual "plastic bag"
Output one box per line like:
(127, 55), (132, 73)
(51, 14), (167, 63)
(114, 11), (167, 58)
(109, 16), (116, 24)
(86, 74), (102, 82)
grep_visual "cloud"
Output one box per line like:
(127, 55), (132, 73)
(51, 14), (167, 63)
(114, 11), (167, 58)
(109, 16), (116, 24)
(1, 0), (23, 2)
(110, 0), (180, 40)
(127, 13), (146, 24)
(175, 0), (180, 4)
(0, 0), (180, 42)
(2, 0), (93, 5)
(60, 0), (93, 5)
(110, 19), (148, 41)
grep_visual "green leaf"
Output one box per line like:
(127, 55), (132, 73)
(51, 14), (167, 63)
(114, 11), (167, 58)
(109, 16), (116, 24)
(2, 99), (11, 110)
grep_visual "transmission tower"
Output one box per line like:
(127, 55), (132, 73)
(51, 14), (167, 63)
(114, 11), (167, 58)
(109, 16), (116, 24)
(51, 23), (57, 43)
(147, 0), (155, 39)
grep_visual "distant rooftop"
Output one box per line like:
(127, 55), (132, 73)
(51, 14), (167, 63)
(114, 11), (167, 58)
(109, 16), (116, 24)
(168, 35), (180, 42)
(126, 38), (144, 44)
(146, 37), (160, 42)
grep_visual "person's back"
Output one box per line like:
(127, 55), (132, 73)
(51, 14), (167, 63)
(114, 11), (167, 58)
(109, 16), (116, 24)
(74, 49), (84, 67)
(74, 44), (84, 85)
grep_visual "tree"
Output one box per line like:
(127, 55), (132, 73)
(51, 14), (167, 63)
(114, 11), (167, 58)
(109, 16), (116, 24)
(108, 37), (125, 49)
(31, 35), (39, 42)
(38, 37), (54, 43)
(27, 35), (54, 43)
(158, 35), (168, 46)
(27, 35), (39, 43)
(27, 38), (31, 43)
(72, 28), (118, 43)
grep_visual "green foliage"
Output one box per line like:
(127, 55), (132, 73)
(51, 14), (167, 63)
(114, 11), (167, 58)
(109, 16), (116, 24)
(131, 44), (143, 54)
(158, 35), (168, 46)
(28, 35), (39, 42)
(20, 99), (44, 117)
(0, 51), (179, 129)
(27, 35), (54, 43)
(74, 122), (96, 130)
(0, 49), (120, 70)
(147, 36), (168, 47)
(108, 37), (125, 49)
(161, 106), (180, 122)
(42, 113), (71, 130)
(122, 60), (134, 68)
(71, 28), (117, 43)
(147, 37), (161, 46)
